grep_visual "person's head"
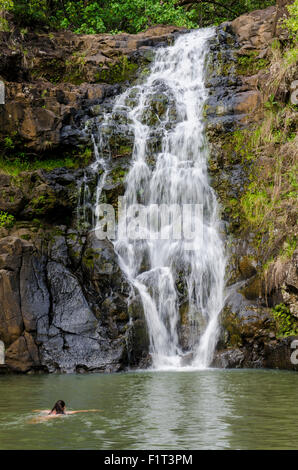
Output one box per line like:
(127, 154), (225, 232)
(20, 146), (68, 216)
(51, 400), (66, 414)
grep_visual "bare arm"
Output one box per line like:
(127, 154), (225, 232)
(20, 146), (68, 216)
(66, 410), (102, 414)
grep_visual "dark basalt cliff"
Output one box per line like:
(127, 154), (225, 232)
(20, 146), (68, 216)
(0, 6), (297, 373)
(0, 25), (186, 373)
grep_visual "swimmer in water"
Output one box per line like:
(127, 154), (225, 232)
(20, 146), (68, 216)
(30, 400), (101, 423)
(49, 400), (66, 415)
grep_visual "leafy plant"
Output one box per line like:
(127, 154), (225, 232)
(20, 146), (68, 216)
(2, 0), (277, 34)
(284, 47), (298, 65)
(0, 211), (15, 228)
(284, 0), (298, 39)
(273, 304), (298, 338)
(280, 237), (297, 260)
(264, 94), (278, 110)
(4, 136), (14, 149)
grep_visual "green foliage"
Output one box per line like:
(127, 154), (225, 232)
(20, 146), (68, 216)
(0, 131), (93, 174)
(236, 51), (269, 75)
(56, 0), (196, 34)
(0, 155), (76, 174)
(185, 0), (275, 28)
(280, 237), (297, 259)
(241, 190), (270, 225)
(281, 0), (298, 68)
(273, 304), (298, 338)
(0, 210), (15, 228)
(4, 0), (276, 34)
(4, 136), (14, 149)
(284, 0), (298, 38)
(264, 94), (278, 110)
(222, 93), (297, 255)
(8, 0), (196, 33)
(284, 46), (298, 65)
(58, 1), (106, 33)
(7, 0), (49, 26)
(0, 0), (13, 30)
(0, 0), (14, 9)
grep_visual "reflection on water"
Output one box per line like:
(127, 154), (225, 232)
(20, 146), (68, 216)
(0, 369), (298, 450)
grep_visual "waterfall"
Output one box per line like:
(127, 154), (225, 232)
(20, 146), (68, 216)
(92, 28), (226, 369)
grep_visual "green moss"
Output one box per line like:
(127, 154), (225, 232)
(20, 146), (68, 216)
(214, 50), (269, 78)
(236, 51), (269, 75)
(32, 218), (43, 227)
(240, 277), (263, 300)
(0, 156), (76, 175)
(95, 56), (138, 84)
(31, 52), (140, 85)
(240, 191), (271, 225)
(30, 193), (56, 215)
(118, 146), (132, 156)
(221, 308), (243, 348)
(110, 166), (127, 183)
(118, 311), (129, 322)
(221, 62), (234, 76)
(217, 101), (297, 250)
(220, 129), (256, 164)
(0, 135), (93, 174)
(179, 302), (189, 326)
(31, 53), (89, 85)
(31, 58), (65, 84)
(82, 247), (100, 269)
(273, 304), (298, 338)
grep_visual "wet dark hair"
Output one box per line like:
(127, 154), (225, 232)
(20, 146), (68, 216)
(50, 400), (66, 415)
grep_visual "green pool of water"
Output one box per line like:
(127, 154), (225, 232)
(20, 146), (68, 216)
(0, 368), (297, 450)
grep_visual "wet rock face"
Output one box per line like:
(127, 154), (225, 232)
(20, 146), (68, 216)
(231, 6), (277, 50)
(205, 15), (271, 135)
(0, 25), (180, 373)
(213, 336), (298, 371)
(0, 6), (296, 373)
(0, 168), (80, 221)
(0, 233), (149, 373)
(0, 82), (109, 151)
(0, 25), (185, 152)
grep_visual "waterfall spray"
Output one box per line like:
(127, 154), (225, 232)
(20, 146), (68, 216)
(92, 28), (226, 369)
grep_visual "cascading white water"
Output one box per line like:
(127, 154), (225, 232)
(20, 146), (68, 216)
(93, 28), (226, 369)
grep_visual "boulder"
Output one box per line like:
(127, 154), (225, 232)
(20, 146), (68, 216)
(5, 332), (40, 372)
(231, 6), (277, 49)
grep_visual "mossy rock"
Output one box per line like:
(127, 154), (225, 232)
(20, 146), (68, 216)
(221, 307), (243, 348)
(95, 57), (139, 84)
(28, 191), (57, 216)
(236, 52), (269, 76)
(129, 318), (150, 359)
(240, 276), (263, 300)
(31, 58), (67, 84)
(82, 247), (100, 270)
(239, 256), (257, 279)
(179, 302), (190, 326)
